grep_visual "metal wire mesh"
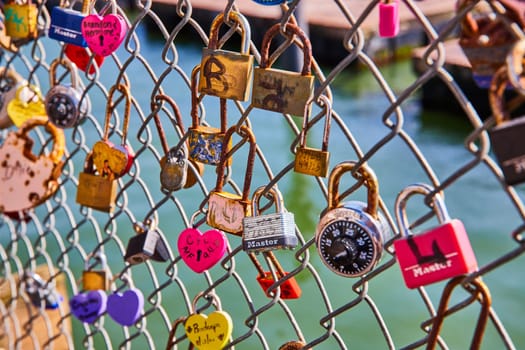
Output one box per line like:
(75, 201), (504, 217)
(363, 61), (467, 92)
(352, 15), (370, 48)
(1, 0), (524, 349)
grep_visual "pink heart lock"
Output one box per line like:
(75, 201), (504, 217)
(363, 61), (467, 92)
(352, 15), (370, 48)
(178, 228), (227, 273)
(81, 14), (128, 57)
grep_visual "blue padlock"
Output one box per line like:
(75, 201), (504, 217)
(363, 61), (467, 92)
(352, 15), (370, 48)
(48, 2), (89, 47)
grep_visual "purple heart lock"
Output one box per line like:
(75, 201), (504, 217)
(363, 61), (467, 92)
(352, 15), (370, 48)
(107, 288), (144, 326)
(70, 290), (107, 324)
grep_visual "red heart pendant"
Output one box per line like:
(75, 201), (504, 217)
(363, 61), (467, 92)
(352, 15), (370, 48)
(64, 44), (105, 74)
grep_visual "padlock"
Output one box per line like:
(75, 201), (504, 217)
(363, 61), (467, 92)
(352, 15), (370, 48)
(107, 287), (144, 326)
(198, 11), (254, 101)
(45, 57), (90, 129)
(206, 125), (256, 235)
(91, 83), (134, 178)
(249, 252), (302, 299)
(0, 67), (26, 129)
(48, 0), (90, 46)
(393, 183), (478, 289)
(188, 65), (232, 166)
(488, 52), (525, 185)
(252, 22), (315, 117)
(0, 118), (65, 213)
(3, 0), (38, 40)
(82, 252), (109, 291)
(64, 43), (105, 74)
(315, 161), (391, 277)
(76, 152), (118, 212)
(124, 221), (170, 265)
(152, 93), (204, 191)
(379, 0), (399, 38)
(242, 185), (297, 253)
(457, 0), (521, 88)
(294, 95), (332, 177)
(279, 341), (308, 350)
(7, 83), (47, 127)
(24, 271), (63, 309)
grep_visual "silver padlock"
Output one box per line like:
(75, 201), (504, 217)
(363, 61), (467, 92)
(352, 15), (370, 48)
(160, 146), (188, 192)
(242, 186), (297, 253)
(45, 57), (90, 129)
(0, 67), (26, 129)
(124, 221), (170, 265)
(24, 271), (63, 309)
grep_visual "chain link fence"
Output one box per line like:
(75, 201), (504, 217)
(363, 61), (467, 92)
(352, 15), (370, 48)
(1, 0), (525, 349)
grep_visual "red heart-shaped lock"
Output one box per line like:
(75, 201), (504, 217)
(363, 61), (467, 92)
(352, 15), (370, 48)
(64, 44), (105, 74)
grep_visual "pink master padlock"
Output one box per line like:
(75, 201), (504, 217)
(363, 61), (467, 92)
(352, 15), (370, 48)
(393, 183), (478, 289)
(379, 0), (400, 38)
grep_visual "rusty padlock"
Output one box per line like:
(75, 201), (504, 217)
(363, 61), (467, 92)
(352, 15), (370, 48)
(393, 183), (478, 289)
(198, 11), (254, 101)
(249, 251), (302, 299)
(242, 185), (297, 253)
(252, 22), (315, 117)
(294, 95), (332, 177)
(188, 65), (232, 166)
(75, 152), (118, 212)
(206, 125), (256, 235)
(0, 118), (65, 213)
(152, 93), (203, 191)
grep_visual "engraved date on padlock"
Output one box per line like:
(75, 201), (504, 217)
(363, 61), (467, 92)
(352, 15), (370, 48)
(294, 148), (329, 178)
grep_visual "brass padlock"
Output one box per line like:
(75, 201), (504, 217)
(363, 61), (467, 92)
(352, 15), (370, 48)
(198, 11), (254, 101)
(76, 152), (118, 212)
(206, 125), (256, 235)
(152, 93), (204, 190)
(3, 0), (39, 40)
(83, 252), (109, 291)
(315, 161), (391, 277)
(0, 118), (65, 213)
(294, 95), (332, 177)
(0, 67), (26, 129)
(252, 23), (315, 117)
(188, 65), (232, 166)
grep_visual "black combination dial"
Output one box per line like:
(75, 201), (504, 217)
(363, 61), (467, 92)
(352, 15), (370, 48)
(316, 219), (377, 277)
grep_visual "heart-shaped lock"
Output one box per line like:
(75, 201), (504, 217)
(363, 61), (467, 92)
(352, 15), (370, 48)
(64, 44), (105, 74)
(7, 83), (47, 127)
(107, 288), (144, 326)
(178, 227), (227, 273)
(45, 57), (90, 129)
(81, 0), (128, 57)
(0, 66), (26, 129)
(92, 83), (134, 178)
(70, 290), (107, 324)
(184, 293), (233, 350)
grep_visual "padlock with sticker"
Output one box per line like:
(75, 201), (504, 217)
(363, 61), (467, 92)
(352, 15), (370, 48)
(393, 183), (478, 289)
(3, 0), (39, 40)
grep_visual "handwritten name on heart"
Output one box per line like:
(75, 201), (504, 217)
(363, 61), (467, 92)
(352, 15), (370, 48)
(178, 228), (227, 273)
(70, 290), (107, 324)
(185, 311), (233, 350)
(81, 14), (127, 57)
(106, 288), (144, 326)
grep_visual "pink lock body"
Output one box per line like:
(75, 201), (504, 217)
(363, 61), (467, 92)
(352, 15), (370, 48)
(379, 1), (400, 38)
(394, 219), (478, 289)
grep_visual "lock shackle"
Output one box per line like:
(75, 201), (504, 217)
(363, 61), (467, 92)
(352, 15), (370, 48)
(327, 161), (379, 219)
(151, 93), (185, 155)
(259, 22), (312, 76)
(103, 83), (132, 145)
(506, 38), (525, 94)
(426, 276), (491, 350)
(395, 183), (451, 239)
(191, 291), (222, 314)
(49, 57), (79, 89)
(84, 251), (108, 271)
(488, 65), (512, 126)
(214, 125), (256, 202)
(251, 185), (283, 217)
(207, 11), (251, 54)
(190, 65), (228, 133)
(298, 94), (332, 151)
(248, 251), (286, 278)
(17, 118), (65, 164)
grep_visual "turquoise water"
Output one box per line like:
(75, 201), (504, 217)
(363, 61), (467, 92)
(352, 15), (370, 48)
(4, 24), (525, 349)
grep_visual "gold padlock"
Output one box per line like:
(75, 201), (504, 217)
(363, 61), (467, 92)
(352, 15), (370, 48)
(82, 252), (108, 291)
(76, 152), (118, 212)
(294, 95), (332, 177)
(3, 0), (39, 40)
(206, 125), (256, 235)
(198, 11), (254, 101)
(252, 23), (315, 117)
(188, 65), (232, 166)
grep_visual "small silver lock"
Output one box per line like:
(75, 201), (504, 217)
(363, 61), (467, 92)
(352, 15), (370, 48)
(45, 57), (90, 129)
(24, 271), (63, 309)
(242, 185), (297, 253)
(160, 146), (188, 192)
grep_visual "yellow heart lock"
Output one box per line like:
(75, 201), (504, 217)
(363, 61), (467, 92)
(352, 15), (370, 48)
(7, 84), (47, 127)
(185, 311), (233, 350)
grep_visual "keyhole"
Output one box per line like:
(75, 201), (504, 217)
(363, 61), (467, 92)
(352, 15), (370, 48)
(99, 35), (104, 46)
(196, 249), (202, 262)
